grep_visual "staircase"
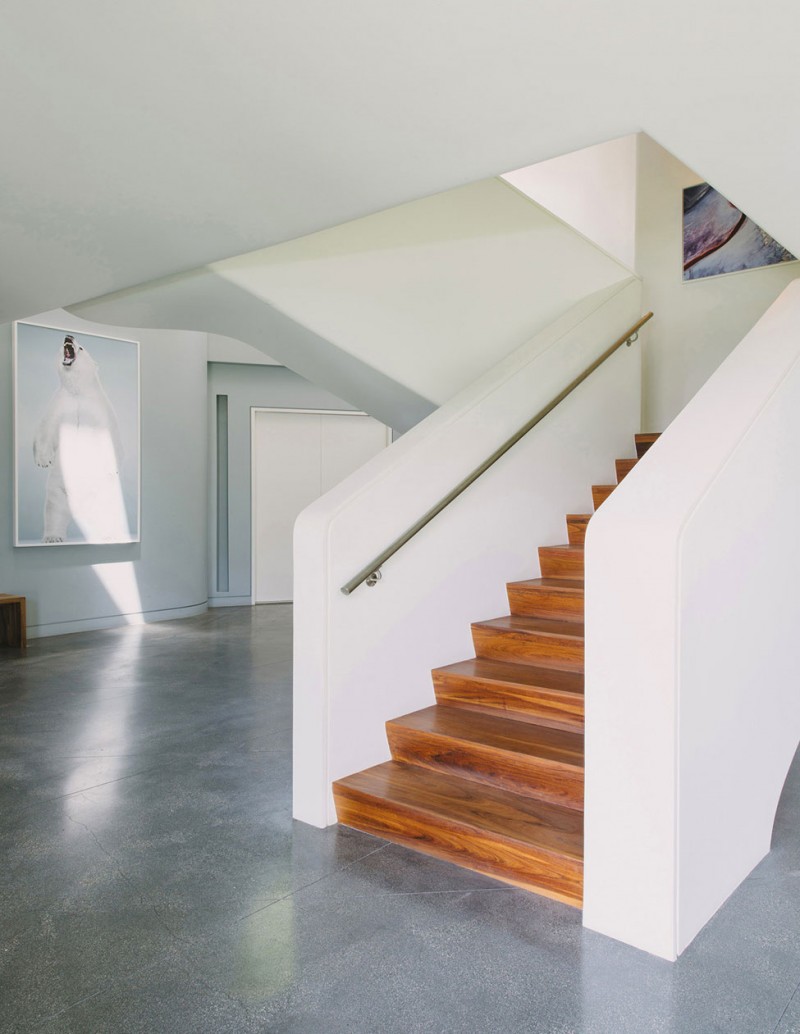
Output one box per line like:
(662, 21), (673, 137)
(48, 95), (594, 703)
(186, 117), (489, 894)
(333, 433), (660, 906)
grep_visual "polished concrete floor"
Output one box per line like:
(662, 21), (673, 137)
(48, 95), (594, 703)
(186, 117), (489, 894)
(3, 606), (800, 1033)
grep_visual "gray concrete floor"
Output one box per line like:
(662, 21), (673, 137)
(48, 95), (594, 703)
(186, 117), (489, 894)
(2, 606), (800, 1033)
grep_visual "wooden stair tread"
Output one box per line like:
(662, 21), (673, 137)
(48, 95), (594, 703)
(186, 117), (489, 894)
(432, 658), (584, 732)
(389, 705), (584, 767)
(433, 658), (584, 696)
(538, 543), (585, 580)
(333, 433), (671, 903)
(334, 761), (584, 861)
(473, 614), (584, 671)
(474, 615), (584, 639)
(507, 577), (585, 620)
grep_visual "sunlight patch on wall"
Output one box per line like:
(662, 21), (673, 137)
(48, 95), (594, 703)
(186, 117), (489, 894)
(91, 561), (143, 623)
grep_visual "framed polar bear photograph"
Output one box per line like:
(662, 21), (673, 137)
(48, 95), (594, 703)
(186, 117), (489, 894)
(13, 321), (140, 547)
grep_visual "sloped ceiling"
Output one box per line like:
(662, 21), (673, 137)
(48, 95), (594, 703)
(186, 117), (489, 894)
(3, 0), (800, 323)
(72, 179), (633, 422)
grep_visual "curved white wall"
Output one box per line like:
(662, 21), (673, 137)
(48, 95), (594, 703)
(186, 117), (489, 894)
(584, 278), (800, 959)
(293, 278), (643, 827)
(0, 310), (208, 637)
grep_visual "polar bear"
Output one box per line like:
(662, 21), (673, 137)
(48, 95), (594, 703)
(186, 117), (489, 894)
(33, 335), (128, 543)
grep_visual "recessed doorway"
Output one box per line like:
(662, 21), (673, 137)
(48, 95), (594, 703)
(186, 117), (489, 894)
(251, 408), (390, 603)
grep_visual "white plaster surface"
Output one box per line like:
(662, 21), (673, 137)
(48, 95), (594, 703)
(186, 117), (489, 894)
(584, 278), (800, 959)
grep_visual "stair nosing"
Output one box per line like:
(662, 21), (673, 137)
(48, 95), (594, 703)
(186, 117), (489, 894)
(508, 577), (584, 594)
(473, 615), (585, 640)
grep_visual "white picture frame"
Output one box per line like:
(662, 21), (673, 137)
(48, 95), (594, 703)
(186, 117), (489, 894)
(13, 321), (141, 546)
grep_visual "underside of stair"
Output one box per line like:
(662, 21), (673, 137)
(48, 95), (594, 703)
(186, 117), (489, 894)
(333, 432), (660, 909)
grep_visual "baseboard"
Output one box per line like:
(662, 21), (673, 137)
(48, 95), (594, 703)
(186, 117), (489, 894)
(26, 601), (209, 639)
(207, 595), (253, 608)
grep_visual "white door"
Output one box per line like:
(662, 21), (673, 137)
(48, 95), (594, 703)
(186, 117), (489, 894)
(253, 410), (389, 603)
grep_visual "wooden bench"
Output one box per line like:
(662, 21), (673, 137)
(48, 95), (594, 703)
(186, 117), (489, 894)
(0, 595), (27, 649)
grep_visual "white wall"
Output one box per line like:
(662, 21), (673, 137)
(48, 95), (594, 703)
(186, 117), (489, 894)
(293, 278), (643, 827)
(504, 133), (800, 437)
(0, 310), (208, 637)
(207, 363), (363, 608)
(207, 333), (279, 366)
(584, 279), (800, 959)
(636, 134), (800, 432)
(503, 135), (637, 269)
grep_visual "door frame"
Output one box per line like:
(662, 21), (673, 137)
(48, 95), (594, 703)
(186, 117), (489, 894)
(249, 407), (391, 605)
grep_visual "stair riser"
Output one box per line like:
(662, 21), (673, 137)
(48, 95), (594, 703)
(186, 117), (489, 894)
(507, 584), (584, 620)
(538, 549), (584, 580)
(472, 626), (584, 671)
(334, 788), (583, 907)
(615, 458), (637, 481)
(635, 434), (659, 458)
(566, 517), (590, 546)
(387, 726), (584, 810)
(432, 672), (584, 730)
(592, 485), (615, 509)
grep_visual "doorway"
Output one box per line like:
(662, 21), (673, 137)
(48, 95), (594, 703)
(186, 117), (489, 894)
(251, 408), (390, 603)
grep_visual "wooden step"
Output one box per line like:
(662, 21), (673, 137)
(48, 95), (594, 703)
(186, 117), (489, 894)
(566, 514), (591, 546)
(432, 658), (584, 731)
(538, 544), (583, 580)
(615, 457), (638, 482)
(472, 615), (584, 671)
(333, 761), (583, 905)
(635, 433), (660, 458)
(386, 706), (584, 809)
(592, 484), (616, 509)
(507, 577), (583, 621)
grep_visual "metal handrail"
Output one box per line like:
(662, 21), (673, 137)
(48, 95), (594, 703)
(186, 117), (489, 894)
(340, 311), (654, 595)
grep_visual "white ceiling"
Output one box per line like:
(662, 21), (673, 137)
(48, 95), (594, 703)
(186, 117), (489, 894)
(4, 1), (800, 323)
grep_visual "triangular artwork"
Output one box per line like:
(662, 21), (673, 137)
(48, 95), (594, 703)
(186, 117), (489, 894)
(683, 183), (796, 280)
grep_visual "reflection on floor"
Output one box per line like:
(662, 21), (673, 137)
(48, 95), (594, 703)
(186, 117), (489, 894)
(2, 605), (800, 1033)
